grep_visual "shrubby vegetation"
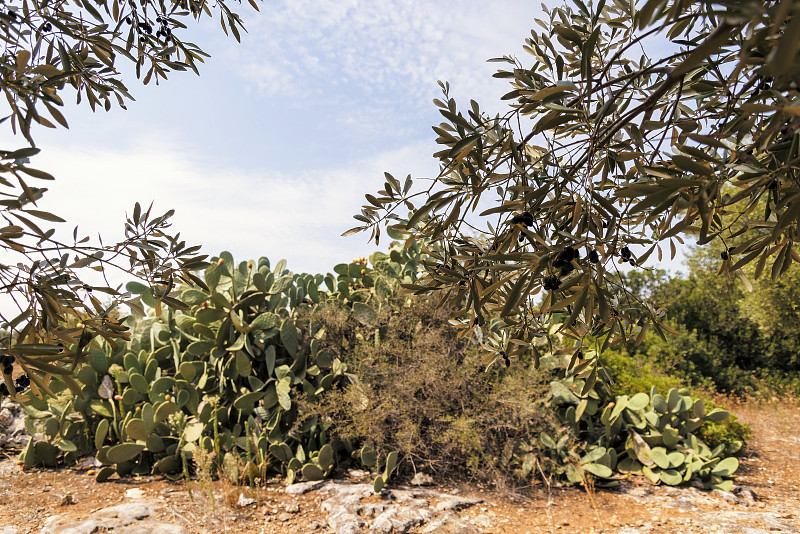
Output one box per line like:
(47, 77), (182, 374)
(14, 236), (747, 493)
(607, 245), (800, 396)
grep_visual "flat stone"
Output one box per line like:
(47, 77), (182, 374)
(124, 488), (145, 500)
(46, 520), (104, 534)
(734, 486), (758, 504)
(237, 493), (256, 507)
(420, 513), (479, 534)
(320, 483), (373, 498)
(369, 508), (427, 534)
(410, 472), (434, 486)
(712, 489), (739, 504)
(434, 495), (482, 512)
(361, 502), (389, 518)
(327, 509), (366, 534)
(114, 521), (187, 534)
(285, 480), (327, 494)
(94, 501), (156, 522)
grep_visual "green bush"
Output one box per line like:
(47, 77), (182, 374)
(601, 348), (685, 396)
(698, 415), (752, 456)
(613, 263), (800, 397)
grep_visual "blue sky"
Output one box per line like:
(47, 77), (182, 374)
(2, 0), (689, 283)
(2, 1), (554, 277)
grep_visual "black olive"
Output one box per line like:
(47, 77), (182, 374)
(588, 250), (600, 264)
(543, 275), (562, 291)
(557, 247), (575, 262)
(721, 251), (728, 260)
(511, 211), (534, 227)
(620, 246), (632, 259)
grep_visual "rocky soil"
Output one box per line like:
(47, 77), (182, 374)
(0, 398), (28, 449)
(0, 397), (797, 534)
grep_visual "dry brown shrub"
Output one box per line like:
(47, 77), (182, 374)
(300, 295), (559, 484)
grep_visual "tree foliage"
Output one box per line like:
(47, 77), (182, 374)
(1, 0), (256, 397)
(352, 0), (800, 385)
(1, 0), (252, 143)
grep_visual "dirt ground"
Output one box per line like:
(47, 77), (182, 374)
(0, 396), (798, 534)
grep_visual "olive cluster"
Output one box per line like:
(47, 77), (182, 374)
(0, 374), (29, 396)
(135, 20), (153, 34)
(542, 275), (561, 291)
(543, 245), (602, 291)
(510, 211), (533, 227)
(154, 15), (172, 41)
(0, 354), (13, 376)
(619, 246), (632, 263)
(39, 21), (52, 32)
(124, 13), (173, 43)
(511, 211), (534, 242)
(553, 246), (580, 277)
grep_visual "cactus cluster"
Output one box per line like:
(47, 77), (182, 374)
(18, 249), (416, 488)
(514, 361), (740, 490)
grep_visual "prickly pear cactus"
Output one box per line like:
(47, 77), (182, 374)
(18, 251), (408, 489)
(532, 362), (741, 491)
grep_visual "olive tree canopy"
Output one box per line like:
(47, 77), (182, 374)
(351, 0), (800, 388)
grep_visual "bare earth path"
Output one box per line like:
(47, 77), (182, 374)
(0, 398), (798, 534)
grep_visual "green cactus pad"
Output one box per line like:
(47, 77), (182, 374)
(360, 445), (377, 468)
(627, 392), (650, 411)
(106, 443), (145, 464)
(302, 463), (325, 481)
(711, 457), (739, 477)
(94, 466), (116, 483)
(659, 469), (683, 486)
(583, 462), (613, 478)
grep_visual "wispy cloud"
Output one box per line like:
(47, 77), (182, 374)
(229, 1), (541, 124)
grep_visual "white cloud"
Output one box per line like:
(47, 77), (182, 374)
(32, 136), (439, 276)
